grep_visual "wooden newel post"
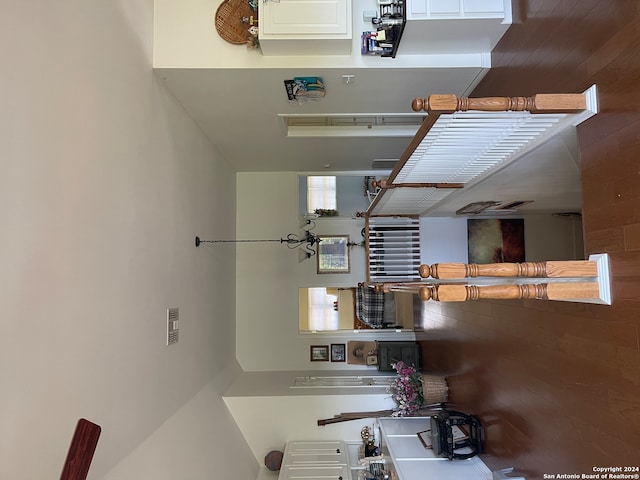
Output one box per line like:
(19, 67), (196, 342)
(372, 179), (389, 189)
(421, 261), (598, 279)
(545, 282), (601, 301)
(412, 93), (586, 113)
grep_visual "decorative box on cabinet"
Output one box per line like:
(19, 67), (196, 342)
(377, 341), (420, 371)
(259, 0), (352, 56)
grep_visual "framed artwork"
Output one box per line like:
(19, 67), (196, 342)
(467, 219), (525, 264)
(417, 430), (432, 449)
(330, 343), (346, 362)
(310, 345), (329, 362)
(317, 235), (350, 274)
(347, 341), (377, 365)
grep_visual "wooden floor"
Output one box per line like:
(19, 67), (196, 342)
(416, 0), (640, 476)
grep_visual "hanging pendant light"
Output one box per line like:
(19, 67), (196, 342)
(195, 219), (321, 260)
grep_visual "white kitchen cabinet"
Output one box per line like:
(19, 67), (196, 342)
(282, 441), (347, 465)
(279, 441), (352, 480)
(408, 0), (507, 19)
(400, 0), (511, 55)
(258, 0), (352, 55)
(378, 417), (492, 480)
(463, 0), (505, 14)
(279, 465), (350, 479)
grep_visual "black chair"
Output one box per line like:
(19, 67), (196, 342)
(429, 410), (483, 460)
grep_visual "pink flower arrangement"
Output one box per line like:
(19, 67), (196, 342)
(387, 361), (425, 416)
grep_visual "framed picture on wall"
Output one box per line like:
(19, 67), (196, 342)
(317, 235), (350, 274)
(330, 343), (346, 362)
(467, 218), (525, 263)
(310, 345), (329, 362)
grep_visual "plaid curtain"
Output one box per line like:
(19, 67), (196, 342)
(356, 286), (385, 328)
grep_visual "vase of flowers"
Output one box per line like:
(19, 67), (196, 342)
(387, 361), (448, 416)
(387, 361), (425, 416)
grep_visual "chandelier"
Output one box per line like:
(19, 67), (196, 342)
(195, 219), (322, 260)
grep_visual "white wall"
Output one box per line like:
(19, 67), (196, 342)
(0, 1), (256, 479)
(233, 173), (415, 465)
(420, 218), (470, 264)
(104, 363), (257, 480)
(224, 393), (394, 466)
(235, 172), (414, 374)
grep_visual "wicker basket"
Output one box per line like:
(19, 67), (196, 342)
(422, 375), (449, 405)
(214, 0), (256, 45)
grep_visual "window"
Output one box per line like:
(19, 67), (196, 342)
(307, 287), (339, 331)
(307, 176), (336, 214)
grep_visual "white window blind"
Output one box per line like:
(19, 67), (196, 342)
(307, 176), (336, 213)
(307, 287), (338, 331)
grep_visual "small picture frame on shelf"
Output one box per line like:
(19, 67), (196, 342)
(417, 430), (432, 449)
(330, 343), (346, 362)
(310, 345), (329, 362)
(417, 426), (468, 450)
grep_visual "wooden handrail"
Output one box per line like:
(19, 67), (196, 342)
(419, 261), (598, 279)
(373, 179), (465, 189)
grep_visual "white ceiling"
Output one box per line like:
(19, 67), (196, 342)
(157, 66), (584, 216)
(426, 127), (583, 216)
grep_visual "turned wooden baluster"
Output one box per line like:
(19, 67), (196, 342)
(419, 261), (598, 279)
(411, 93), (587, 114)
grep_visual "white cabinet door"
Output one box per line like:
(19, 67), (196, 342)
(378, 417), (429, 435)
(261, 0), (351, 37)
(429, 0), (461, 15)
(280, 465), (349, 480)
(259, 0), (352, 55)
(283, 441), (347, 465)
(463, 0), (504, 14)
(407, 0), (504, 18)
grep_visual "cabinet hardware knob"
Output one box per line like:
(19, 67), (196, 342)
(336, 448), (341, 453)
(338, 477), (343, 480)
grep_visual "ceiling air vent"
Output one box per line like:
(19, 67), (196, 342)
(456, 201), (500, 215)
(457, 200), (533, 215)
(493, 200), (534, 210)
(371, 159), (398, 170)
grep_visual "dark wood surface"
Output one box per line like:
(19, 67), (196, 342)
(60, 419), (101, 480)
(416, 1), (640, 476)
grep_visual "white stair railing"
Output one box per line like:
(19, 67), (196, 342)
(367, 217), (421, 282)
